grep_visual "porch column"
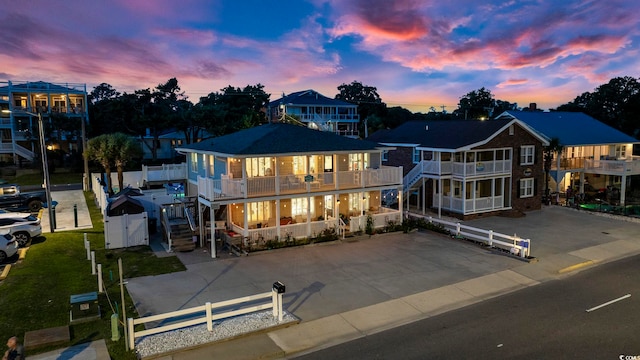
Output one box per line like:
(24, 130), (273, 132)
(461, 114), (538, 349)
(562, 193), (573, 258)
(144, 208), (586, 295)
(579, 172), (585, 194)
(276, 199), (281, 240)
(620, 174), (627, 206)
(243, 203), (248, 241)
(198, 201), (204, 248)
(398, 188), (404, 218)
(461, 181), (466, 214)
(307, 196), (312, 237)
(438, 179), (442, 218)
(275, 157), (281, 195)
(210, 203), (216, 259)
(242, 159), (247, 198)
(421, 177), (426, 215)
(334, 154), (339, 190)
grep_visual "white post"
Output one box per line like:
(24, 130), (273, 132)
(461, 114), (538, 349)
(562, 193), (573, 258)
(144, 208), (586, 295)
(278, 293), (284, 322)
(97, 264), (103, 293)
(206, 302), (213, 332)
(127, 318), (135, 350)
(272, 289), (278, 318)
(456, 223), (461, 236)
(85, 234), (91, 260)
(488, 230), (493, 247)
(90, 251), (96, 275)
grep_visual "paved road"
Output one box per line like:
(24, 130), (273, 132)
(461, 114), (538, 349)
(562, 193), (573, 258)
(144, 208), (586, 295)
(292, 254), (640, 360)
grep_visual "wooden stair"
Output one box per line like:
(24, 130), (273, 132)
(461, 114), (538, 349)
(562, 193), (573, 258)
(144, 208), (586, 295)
(170, 223), (196, 252)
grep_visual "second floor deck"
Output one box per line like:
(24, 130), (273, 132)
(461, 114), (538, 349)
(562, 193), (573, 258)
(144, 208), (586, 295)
(551, 156), (640, 175)
(198, 166), (402, 202)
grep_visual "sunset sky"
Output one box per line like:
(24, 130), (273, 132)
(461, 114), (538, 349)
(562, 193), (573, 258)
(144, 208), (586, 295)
(1, 0), (638, 112)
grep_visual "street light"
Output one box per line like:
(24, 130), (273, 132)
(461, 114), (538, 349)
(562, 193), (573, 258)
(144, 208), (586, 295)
(2, 109), (55, 233)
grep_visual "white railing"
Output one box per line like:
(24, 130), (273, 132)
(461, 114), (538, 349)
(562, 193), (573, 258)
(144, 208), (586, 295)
(584, 158), (640, 175)
(434, 195), (505, 214)
(364, 166), (402, 187)
(408, 213), (531, 258)
(161, 208), (173, 251)
(127, 286), (286, 351)
(404, 161), (427, 190)
(142, 163), (187, 183)
(280, 222), (308, 239)
(451, 160), (511, 177)
(349, 210), (402, 232)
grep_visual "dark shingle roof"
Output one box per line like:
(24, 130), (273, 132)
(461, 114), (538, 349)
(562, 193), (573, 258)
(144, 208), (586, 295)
(367, 119), (513, 150)
(178, 123), (384, 156)
(498, 111), (639, 146)
(0, 81), (85, 94)
(268, 90), (356, 108)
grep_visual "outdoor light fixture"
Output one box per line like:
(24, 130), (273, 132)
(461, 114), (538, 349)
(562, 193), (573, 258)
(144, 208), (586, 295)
(1, 109), (55, 233)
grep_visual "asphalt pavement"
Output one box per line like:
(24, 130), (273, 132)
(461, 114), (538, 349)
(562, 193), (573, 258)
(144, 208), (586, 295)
(125, 205), (640, 359)
(26, 195), (640, 359)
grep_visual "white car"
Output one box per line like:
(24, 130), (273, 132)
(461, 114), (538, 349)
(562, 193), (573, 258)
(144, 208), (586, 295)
(0, 231), (18, 263)
(0, 214), (42, 247)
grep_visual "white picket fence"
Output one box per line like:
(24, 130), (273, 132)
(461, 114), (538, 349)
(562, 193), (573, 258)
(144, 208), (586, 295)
(408, 213), (531, 258)
(127, 285), (286, 350)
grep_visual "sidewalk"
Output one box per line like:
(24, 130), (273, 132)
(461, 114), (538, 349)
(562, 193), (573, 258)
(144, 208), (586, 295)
(128, 205), (640, 359)
(40, 189), (93, 233)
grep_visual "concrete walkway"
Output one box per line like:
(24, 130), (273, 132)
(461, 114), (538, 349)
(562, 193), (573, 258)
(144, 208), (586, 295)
(126, 205), (640, 359)
(40, 189), (93, 233)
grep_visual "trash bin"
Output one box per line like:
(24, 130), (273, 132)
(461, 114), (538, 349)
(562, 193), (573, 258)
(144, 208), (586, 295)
(148, 218), (157, 234)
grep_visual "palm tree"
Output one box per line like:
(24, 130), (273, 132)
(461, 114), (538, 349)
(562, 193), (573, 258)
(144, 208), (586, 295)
(543, 137), (564, 203)
(110, 133), (142, 191)
(85, 134), (116, 194)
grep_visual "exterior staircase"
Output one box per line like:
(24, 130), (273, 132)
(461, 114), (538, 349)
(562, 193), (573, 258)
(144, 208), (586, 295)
(169, 222), (196, 252)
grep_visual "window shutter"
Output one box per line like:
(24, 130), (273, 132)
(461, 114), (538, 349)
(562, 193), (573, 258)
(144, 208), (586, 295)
(534, 178), (538, 196)
(517, 179), (522, 198)
(517, 147), (520, 165)
(533, 146), (537, 164)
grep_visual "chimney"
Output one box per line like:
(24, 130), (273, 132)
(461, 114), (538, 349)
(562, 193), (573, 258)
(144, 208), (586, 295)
(529, 103), (537, 111)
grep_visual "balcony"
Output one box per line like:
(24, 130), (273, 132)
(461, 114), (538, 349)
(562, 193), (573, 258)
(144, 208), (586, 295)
(418, 160), (512, 177)
(433, 195), (506, 214)
(584, 157), (640, 175)
(197, 166), (402, 202)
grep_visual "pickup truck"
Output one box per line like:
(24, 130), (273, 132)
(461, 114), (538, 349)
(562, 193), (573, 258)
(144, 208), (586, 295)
(0, 184), (47, 212)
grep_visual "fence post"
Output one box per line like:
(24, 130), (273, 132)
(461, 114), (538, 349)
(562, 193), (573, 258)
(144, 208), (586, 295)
(488, 230), (493, 247)
(90, 251), (96, 275)
(206, 302), (213, 332)
(278, 293), (284, 322)
(85, 233), (91, 260)
(428, 216), (433, 224)
(97, 264), (103, 293)
(127, 318), (135, 350)
(456, 223), (461, 236)
(272, 289), (278, 318)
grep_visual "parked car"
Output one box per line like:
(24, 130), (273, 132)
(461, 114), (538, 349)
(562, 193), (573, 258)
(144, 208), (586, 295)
(0, 231), (18, 263)
(0, 215), (42, 247)
(0, 184), (47, 212)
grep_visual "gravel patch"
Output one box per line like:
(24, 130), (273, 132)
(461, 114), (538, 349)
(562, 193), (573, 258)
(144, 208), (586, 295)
(135, 310), (297, 358)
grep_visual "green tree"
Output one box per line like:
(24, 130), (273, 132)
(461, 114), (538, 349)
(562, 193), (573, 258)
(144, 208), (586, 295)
(335, 81), (387, 131)
(454, 87), (496, 120)
(85, 134), (116, 194)
(543, 137), (564, 201)
(110, 133), (143, 191)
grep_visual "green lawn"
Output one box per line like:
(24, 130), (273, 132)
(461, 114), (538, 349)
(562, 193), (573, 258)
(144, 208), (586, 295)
(0, 189), (185, 359)
(11, 171), (85, 186)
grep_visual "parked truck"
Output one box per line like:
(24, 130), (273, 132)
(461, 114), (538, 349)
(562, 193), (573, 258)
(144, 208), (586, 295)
(0, 184), (47, 212)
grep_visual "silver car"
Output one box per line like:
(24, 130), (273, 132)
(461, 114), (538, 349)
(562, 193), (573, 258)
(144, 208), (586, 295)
(0, 232), (18, 263)
(0, 214), (42, 247)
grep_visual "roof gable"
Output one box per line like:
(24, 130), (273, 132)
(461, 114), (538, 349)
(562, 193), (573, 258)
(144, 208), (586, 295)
(268, 89), (356, 108)
(178, 123), (384, 156)
(367, 119), (543, 150)
(497, 111), (639, 146)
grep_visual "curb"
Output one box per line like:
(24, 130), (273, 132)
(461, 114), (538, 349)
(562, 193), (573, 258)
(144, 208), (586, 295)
(0, 264), (11, 280)
(558, 260), (594, 274)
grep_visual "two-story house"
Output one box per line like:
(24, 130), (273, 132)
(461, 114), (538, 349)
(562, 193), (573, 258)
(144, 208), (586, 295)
(367, 119), (549, 219)
(0, 80), (89, 165)
(496, 111), (640, 205)
(266, 90), (360, 138)
(176, 123), (403, 255)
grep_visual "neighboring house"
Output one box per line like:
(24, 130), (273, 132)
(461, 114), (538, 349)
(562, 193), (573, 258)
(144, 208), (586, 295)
(266, 90), (360, 138)
(0, 80), (89, 165)
(496, 111), (640, 205)
(177, 123), (403, 254)
(367, 118), (549, 219)
(138, 128), (210, 161)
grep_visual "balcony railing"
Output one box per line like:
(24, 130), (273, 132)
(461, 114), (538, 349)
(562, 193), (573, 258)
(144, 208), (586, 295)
(584, 157), (640, 175)
(197, 167), (402, 202)
(433, 195), (506, 214)
(417, 160), (511, 177)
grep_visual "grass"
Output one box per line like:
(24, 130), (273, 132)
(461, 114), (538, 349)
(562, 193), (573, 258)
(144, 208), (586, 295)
(10, 171), (85, 186)
(0, 183), (186, 359)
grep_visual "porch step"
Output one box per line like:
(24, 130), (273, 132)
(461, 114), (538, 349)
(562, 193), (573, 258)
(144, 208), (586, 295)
(170, 223), (196, 252)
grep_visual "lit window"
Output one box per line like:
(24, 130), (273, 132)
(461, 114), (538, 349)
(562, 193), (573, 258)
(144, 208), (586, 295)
(615, 145), (626, 159)
(520, 145), (535, 165)
(519, 178), (534, 198)
(190, 153), (197, 173)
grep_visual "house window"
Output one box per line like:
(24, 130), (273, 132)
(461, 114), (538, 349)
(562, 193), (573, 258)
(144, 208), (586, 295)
(324, 155), (333, 172)
(246, 157), (273, 177)
(381, 150), (388, 162)
(509, 125), (514, 135)
(208, 155), (214, 176)
(190, 153), (197, 173)
(615, 145), (626, 159)
(519, 178), (534, 198)
(291, 197), (314, 217)
(412, 148), (420, 164)
(248, 201), (271, 223)
(520, 145), (535, 165)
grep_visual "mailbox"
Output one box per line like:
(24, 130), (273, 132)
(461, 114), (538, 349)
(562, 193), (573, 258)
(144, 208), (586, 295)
(273, 281), (286, 294)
